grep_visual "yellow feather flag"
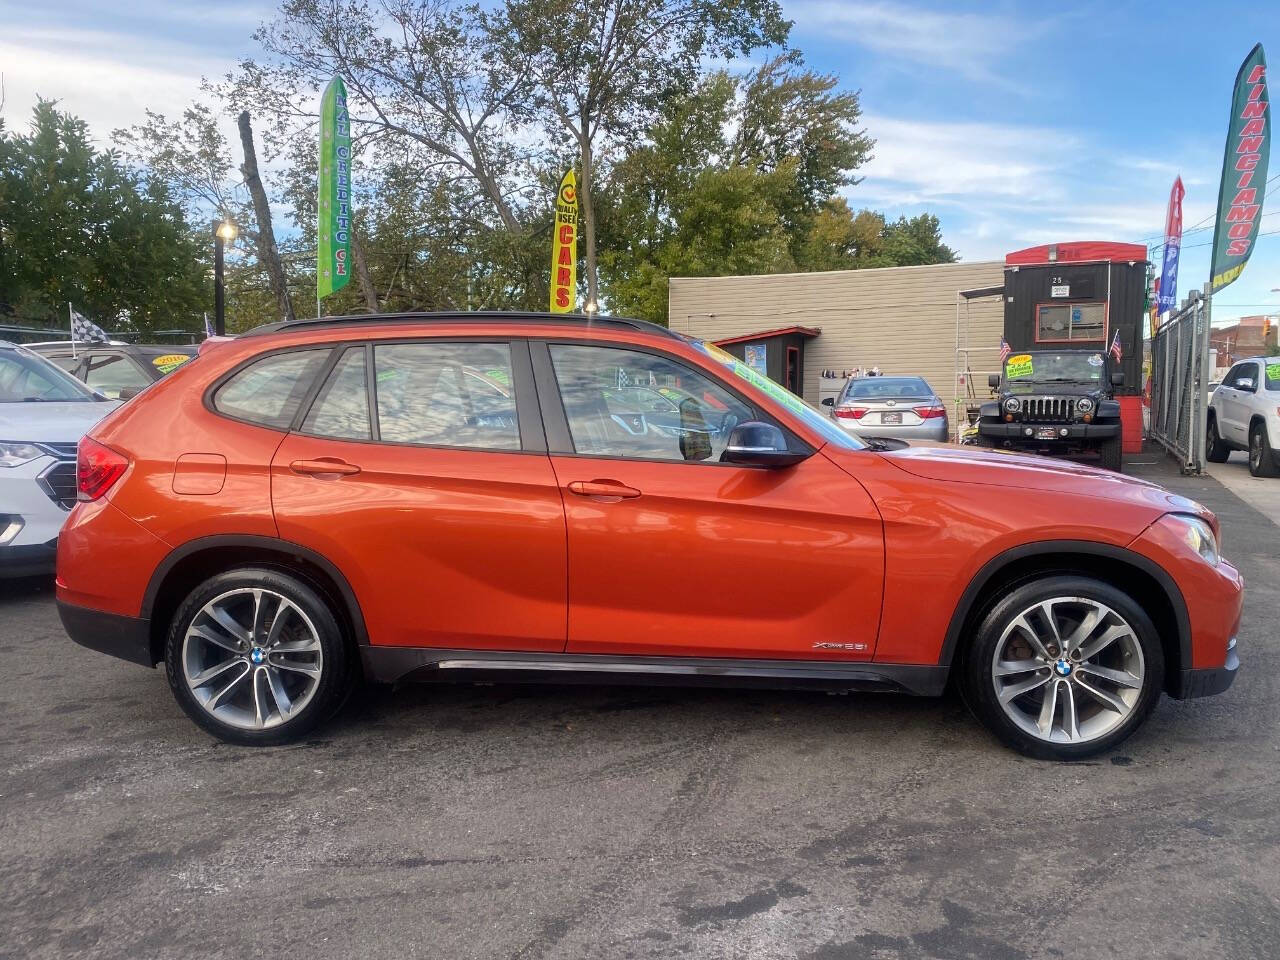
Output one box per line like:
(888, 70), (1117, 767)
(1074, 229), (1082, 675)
(550, 170), (578, 313)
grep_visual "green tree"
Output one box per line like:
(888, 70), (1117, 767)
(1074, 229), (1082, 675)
(0, 101), (208, 335)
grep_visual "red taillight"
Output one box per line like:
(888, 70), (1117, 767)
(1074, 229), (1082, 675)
(77, 437), (128, 502)
(914, 404), (947, 420)
(835, 408), (868, 420)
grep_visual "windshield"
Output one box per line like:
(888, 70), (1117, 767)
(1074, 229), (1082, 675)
(0, 347), (100, 402)
(1004, 351), (1105, 385)
(688, 338), (865, 450)
(845, 377), (932, 400)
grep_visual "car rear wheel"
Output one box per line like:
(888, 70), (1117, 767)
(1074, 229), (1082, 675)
(961, 576), (1163, 760)
(1206, 416), (1231, 463)
(1248, 422), (1278, 477)
(1098, 435), (1122, 471)
(164, 567), (352, 745)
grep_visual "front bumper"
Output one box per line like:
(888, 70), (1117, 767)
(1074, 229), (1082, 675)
(978, 420), (1121, 441)
(57, 599), (154, 667)
(0, 455), (72, 548)
(0, 539), (59, 577)
(1170, 637), (1239, 699)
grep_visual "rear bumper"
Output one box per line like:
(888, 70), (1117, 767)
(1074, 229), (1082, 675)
(57, 599), (154, 667)
(978, 420), (1121, 441)
(1169, 637), (1239, 699)
(835, 419), (949, 442)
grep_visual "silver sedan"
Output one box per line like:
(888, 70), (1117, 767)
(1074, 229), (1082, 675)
(822, 375), (949, 442)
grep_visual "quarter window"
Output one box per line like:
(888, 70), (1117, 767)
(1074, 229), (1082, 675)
(302, 347), (371, 440)
(549, 344), (752, 462)
(1036, 303), (1105, 342)
(373, 342), (520, 449)
(213, 349), (329, 430)
(81, 353), (151, 400)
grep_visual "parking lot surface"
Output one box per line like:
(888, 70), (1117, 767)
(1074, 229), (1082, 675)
(2, 453), (1278, 960)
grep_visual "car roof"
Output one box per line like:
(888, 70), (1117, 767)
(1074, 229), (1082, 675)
(240, 310), (683, 342)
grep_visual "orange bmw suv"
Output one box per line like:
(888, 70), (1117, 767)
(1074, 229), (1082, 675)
(56, 313), (1242, 759)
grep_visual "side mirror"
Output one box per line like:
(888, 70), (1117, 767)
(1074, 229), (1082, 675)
(820, 397), (834, 406)
(1110, 372), (1124, 388)
(1236, 376), (1256, 392)
(117, 386), (142, 400)
(721, 421), (807, 468)
(987, 374), (1001, 390)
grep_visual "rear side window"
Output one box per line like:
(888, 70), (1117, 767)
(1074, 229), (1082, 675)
(213, 349), (329, 430)
(373, 342), (520, 449)
(302, 347), (371, 440)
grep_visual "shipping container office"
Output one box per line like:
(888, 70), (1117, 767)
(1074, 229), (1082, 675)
(1002, 242), (1148, 451)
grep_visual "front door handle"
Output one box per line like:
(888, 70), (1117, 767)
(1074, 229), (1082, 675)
(567, 479), (641, 500)
(290, 458), (361, 478)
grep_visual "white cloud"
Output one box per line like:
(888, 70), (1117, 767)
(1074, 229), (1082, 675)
(784, 0), (1030, 84)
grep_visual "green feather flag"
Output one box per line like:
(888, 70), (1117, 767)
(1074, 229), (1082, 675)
(317, 76), (352, 303)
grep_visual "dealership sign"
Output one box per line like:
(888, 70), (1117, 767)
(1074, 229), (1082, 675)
(1210, 44), (1270, 293)
(1157, 176), (1184, 313)
(317, 76), (352, 302)
(549, 170), (578, 313)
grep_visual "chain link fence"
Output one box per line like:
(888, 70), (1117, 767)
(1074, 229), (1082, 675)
(1149, 282), (1212, 473)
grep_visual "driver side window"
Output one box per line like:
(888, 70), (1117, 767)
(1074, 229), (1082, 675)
(549, 344), (752, 462)
(1227, 362), (1257, 391)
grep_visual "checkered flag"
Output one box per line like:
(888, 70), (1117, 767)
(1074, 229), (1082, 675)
(70, 307), (109, 343)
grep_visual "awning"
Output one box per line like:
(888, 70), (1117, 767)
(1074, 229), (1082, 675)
(714, 325), (822, 346)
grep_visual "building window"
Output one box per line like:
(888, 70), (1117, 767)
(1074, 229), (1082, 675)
(1036, 303), (1105, 342)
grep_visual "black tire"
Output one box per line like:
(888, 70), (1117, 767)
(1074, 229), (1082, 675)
(1206, 415), (1231, 463)
(1248, 421), (1279, 477)
(1098, 435), (1122, 472)
(164, 567), (353, 745)
(960, 575), (1164, 761)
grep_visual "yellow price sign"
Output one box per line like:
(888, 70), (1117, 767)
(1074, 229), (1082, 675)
(1005, 354), (1034, 379)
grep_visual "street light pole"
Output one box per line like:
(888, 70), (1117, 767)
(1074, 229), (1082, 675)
(213, 219), (238, 336)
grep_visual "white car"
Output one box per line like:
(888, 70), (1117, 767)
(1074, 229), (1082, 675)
(1206, 355), (1280, 477)
(0, 341), (120, 576)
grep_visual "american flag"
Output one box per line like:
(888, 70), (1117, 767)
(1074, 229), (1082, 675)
(998, 337), (1011, 363)
(1109, 330), (1123, 362)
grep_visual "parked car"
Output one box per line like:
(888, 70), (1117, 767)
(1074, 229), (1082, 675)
(28, 341), (197, 400)
(0, 341), (119, 576)
(979, 350), (1125, 471)
(822, 376), (948, 442)
(1206, 356), (1280, 476)
(56, 312), (1241, 759)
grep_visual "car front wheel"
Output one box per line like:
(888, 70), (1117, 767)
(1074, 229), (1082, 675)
(164, 567), (353, 745)
(961, 576), (1163, 760)
(1248, 422), (1279, 477)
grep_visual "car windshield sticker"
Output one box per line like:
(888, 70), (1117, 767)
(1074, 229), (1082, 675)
(152, 354), (191, 374)
(1087, 353), (1104, 367)
(1006, 354), (1033, 379)
(1267, 362), (1280, 383)
(695, 340), (811, 416)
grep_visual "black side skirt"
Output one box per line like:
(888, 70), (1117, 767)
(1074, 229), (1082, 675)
(360, 647), (949, 697)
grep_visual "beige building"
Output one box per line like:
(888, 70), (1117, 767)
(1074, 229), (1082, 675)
(669, 260), (1006, 409)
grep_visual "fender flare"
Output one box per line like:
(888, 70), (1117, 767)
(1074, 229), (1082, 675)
(141, 534), (369, 645)
(937, 539), (1190, 670)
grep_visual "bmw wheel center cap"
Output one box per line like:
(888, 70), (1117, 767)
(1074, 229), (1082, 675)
(250, 647), (266, 665)
(1054, 658), (1072, 677)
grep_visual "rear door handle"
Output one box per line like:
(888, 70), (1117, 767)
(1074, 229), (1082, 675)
(567, 479), (641, 500)
(290, 458), (361, 477)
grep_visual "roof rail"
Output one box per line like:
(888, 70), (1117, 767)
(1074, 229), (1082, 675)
(240, 310), (682, 340)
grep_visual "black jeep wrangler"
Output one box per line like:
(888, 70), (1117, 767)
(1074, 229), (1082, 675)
(977, 349), (1125, 471)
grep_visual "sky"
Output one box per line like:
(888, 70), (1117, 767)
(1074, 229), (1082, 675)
(2, 0), (1278, 324)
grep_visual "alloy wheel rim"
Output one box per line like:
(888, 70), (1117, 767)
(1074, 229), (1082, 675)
(991, 596), (1144, 745)
(182, 588), (323, 730)
(1251, 432), (1262, 469)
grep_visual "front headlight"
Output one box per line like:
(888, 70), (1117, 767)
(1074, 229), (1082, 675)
(0, 441), (44, 468)
(1169, 513), (1219, 565)
(1076, 397), (1095, 414)
(1003, 397), (1021, 412)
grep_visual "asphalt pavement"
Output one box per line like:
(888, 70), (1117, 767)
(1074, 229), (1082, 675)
(2, 452), (1278, 960)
